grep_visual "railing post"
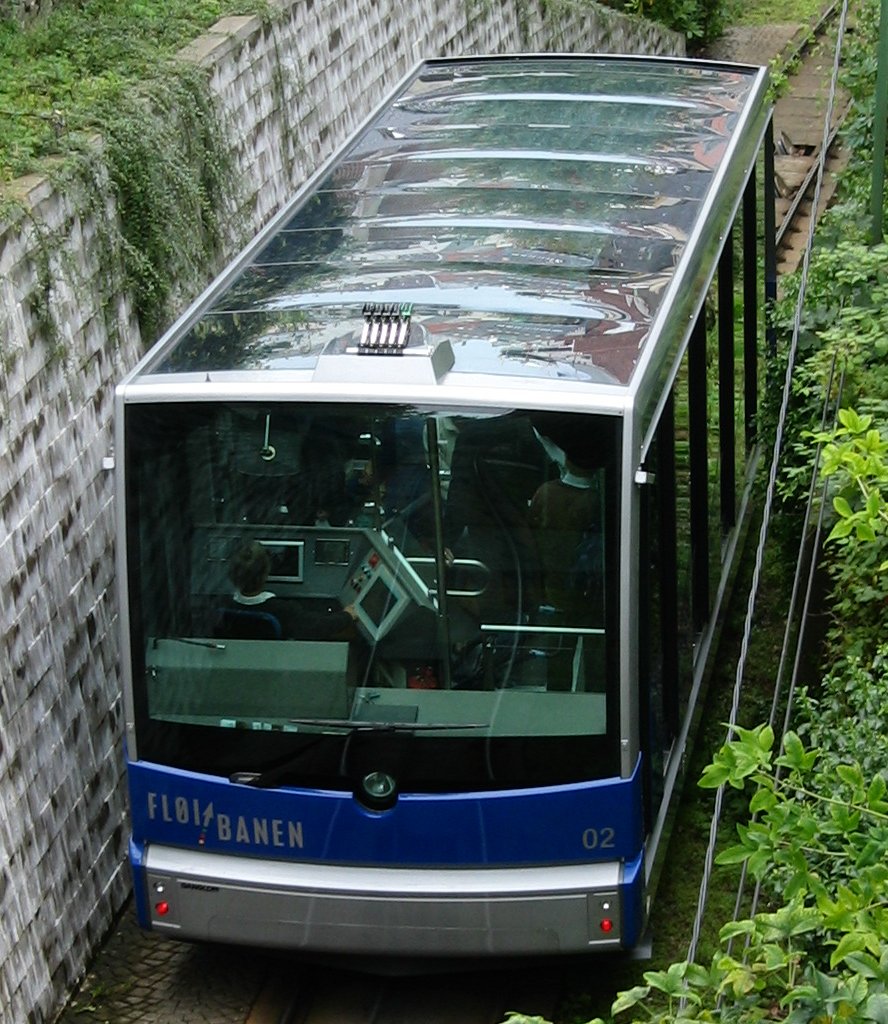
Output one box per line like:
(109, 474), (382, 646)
(870, 0), (888, 242)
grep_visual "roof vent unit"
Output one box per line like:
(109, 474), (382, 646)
(359, 302), (412, 354)
(313, 304), (454, 385)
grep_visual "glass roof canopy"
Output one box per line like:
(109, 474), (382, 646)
(145, 55), (769, 388)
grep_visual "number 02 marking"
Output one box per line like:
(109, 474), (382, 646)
(582, 827), (616, 850)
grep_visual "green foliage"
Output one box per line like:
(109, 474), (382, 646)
(730, 0), (821, 27)
(772, 242), (888, 417)
(614, 0), (730, 44)
(505, 726), (888, 1024)
(817, 409), (888, 544)
(598, 653), (888, 1020)
(0, 2), (266, 342)
(706, 726), (888, 897)
(29, 221), (66, 365)
(0, 0), (271, 180)
(814, 411), (888, 656)
(770, 241), (888, 553)
(96, 64), (241, 340)
(798, 646), (888, 783)
(766, 0), (888, 516)
(831, 0), (883, 179)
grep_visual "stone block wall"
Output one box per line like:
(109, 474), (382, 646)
(1, 0), (51, 27)
(0, 168), (142, 1022)
(0, 2), (682, 1020)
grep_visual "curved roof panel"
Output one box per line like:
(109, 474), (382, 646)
(147, 55), (769, 389)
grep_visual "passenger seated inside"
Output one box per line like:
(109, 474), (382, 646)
(284, 418), (382, 529)
(442, 415), (548, 622)
(216, 540), (357, 640)
(285, 424), (355, 527)
(528, 421), (605, 625)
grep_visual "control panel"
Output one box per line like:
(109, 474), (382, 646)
(341, 548), (411, 642)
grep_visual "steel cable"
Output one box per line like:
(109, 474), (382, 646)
(685, 0), (851, 968)
(728, 358), (843, 958)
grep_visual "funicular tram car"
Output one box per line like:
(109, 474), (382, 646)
(115, 54), (775, 957)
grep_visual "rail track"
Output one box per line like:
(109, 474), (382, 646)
(775, 125), (849, 274)
(248, 962), (562, 1024)
(771, 7), (850, 274)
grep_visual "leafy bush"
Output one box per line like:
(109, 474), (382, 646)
(767, 0), (888, 518)
(0, 2), (267, 342)
(771, 244), (888, 517)
(506, 728), (888, 1024)
(808, 409), (888, 656)
(98, 66), (241, 341)
(608, 0), (731, 44)
(799, 645), (888, 783)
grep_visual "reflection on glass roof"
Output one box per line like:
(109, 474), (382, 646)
(152, 56), (763, 386)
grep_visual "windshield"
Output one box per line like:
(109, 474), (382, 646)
(124, 402), (621, 788)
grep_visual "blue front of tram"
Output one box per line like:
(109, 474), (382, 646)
(127, 760), (646, 954)
(119, 398), (641, 955)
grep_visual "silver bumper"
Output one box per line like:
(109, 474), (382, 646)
(144, 845), (625, 955)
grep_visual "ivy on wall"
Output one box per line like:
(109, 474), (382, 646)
(1, 2), (268, 352)
(0, 61), (241, 369)
(97, 63), (242, 342)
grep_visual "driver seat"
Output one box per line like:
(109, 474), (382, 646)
(214, 607), (282, 640)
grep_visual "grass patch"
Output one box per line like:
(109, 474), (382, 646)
(729, 0), (827, 26)
(0, 0), (271, 181)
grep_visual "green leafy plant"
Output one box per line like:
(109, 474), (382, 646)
(1, 2), (273, 344)
(769, 243), (888, 539)
(798, 645), (888, 783)
(96, 63), (242, 340)
(505, 725), (888, 1024)
(617, 0), (725, 44)
(794, 408), (888, 659)
(817, 409), (888, 547)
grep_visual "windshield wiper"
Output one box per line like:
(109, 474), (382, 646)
(288, 718), (490, 731)
(227, 720), (493, 790)
(154, 637), (225, 650)
(228, 719), (490, 788)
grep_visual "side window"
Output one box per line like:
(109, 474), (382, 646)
(688, 314), (710, 633)
(640, 397), (681, 784)
(672, 354), (695, 708)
